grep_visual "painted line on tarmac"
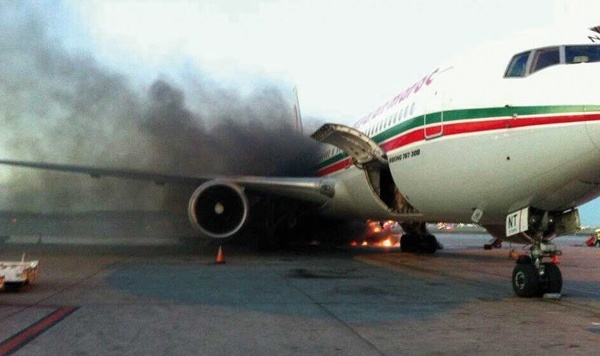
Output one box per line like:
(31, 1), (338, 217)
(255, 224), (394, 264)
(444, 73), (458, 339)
(0, 306), (79, 355)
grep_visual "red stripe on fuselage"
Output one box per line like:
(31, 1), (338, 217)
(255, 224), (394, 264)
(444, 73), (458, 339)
(318, 112), (600, 176)
(318, 157), (352, 176)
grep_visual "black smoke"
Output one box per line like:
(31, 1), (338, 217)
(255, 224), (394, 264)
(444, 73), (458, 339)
(0, 1), (322, 213)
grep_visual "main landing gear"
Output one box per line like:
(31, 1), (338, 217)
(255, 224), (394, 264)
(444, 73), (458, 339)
(400, 222), (443, 254)
(511, 210), (565, 298)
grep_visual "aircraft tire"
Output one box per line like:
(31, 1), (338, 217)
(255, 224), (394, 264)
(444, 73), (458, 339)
(541, 262), (562, 294)
(421, 234), (438, 254)
(400, 234), (418, 252)
(3, 282), (24, 292)
(512, 264), (540, 298)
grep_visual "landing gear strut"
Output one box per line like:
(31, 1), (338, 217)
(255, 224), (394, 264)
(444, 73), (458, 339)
(510, 210), (564, 298)
(400, 222), (443, 254)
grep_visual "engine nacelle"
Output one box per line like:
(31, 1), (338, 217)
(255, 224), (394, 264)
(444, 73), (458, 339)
(188, 180), (249, 238)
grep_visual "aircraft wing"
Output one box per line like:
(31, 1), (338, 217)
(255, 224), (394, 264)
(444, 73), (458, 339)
(0, 159), (335, 205)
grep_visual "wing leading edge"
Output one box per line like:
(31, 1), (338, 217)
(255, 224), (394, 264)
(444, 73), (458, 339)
(0, 159), (335, 206)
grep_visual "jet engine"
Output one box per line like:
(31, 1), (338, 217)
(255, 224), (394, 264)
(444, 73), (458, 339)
(188, 180), (249, 238)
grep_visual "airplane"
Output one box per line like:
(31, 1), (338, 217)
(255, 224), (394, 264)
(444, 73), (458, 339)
(1, 22), (600, 298)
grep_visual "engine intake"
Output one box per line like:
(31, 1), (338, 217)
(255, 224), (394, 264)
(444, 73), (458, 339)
(188, 180), (249, 238)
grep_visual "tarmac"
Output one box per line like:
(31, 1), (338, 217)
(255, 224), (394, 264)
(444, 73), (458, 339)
(1, 233), (599, 355)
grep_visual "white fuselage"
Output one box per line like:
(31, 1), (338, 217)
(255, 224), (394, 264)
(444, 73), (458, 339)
(315, 25), (600, 232)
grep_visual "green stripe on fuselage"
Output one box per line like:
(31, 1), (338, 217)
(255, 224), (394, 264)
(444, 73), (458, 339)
(315, 105), (600, 170)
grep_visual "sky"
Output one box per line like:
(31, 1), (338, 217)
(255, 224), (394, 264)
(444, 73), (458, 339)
(5, 0), (600, 225)
(63, 0), (600, 123)
(66, 0), (555, 122)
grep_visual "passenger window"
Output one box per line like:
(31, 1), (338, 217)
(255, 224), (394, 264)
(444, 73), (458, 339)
(566, 45), (600, 64)
(505, 51), (530, 77)
(530, 47), (560, 74)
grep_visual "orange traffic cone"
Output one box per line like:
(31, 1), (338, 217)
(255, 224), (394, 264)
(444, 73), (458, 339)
(215, 245), (225, 264)
(551, 255), (559, 264)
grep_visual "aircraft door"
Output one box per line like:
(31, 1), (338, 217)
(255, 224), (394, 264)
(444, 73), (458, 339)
(424, 90), (444, 139)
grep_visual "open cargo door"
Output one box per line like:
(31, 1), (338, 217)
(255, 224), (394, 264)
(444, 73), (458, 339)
(311, 123), (387, 168)
(312, 123), (419, 217)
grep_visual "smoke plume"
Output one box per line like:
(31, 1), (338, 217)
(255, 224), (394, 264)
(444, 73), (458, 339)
(0, 1), (322, 213)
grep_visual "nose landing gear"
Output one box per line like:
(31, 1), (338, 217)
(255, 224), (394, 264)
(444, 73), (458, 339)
(509, 209), (570, 298)
(512, 248), (562, 298)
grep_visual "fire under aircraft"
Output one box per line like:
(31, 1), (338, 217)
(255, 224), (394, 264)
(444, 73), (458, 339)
(2, 23), (600, 298)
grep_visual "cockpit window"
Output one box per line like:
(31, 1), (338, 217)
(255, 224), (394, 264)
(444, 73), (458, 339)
(505, 51), (530, 77)
(565, 45), (600, 64)
(530, 47), (560, 74)
(505, 44), (600, 78)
